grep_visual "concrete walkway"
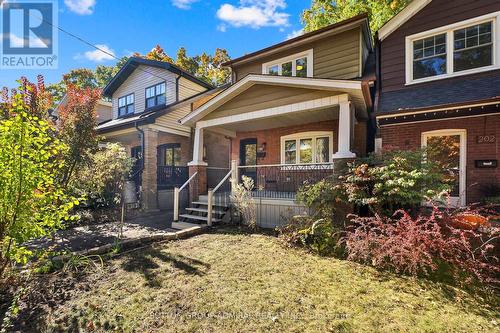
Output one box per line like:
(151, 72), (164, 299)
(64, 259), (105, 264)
(27, 211), (205, 254)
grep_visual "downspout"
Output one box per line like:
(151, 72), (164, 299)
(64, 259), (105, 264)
(373, 32), (382, 152)
(134, 121), (145, 177)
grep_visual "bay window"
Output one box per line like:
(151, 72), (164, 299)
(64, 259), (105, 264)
(281, 132), (333, 165)
(407, 15), (497, 84)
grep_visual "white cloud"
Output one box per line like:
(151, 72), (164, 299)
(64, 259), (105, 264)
(83, 44), (115, 62)
(286, 29), (303, 40)
(64, 0), (96, 15)
(3, 33), (49, 48)
(172, 0), (198, 9)
(216, 0), (290, 29)
(217, 24), (227, 32)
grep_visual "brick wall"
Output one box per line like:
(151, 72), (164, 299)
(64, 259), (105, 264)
(380, 115), (500, 203)
(230, 120), (368, 164)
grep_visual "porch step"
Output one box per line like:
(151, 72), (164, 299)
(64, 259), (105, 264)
(179, 214), (221, 223)
(186, 207), (226, 216)
(191, 201), (230, 209)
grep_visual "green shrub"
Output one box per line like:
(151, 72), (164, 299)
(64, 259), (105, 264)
(278, 216), (344, 257)
(0, 106), (75, 277)
(69, 143), (133, 211)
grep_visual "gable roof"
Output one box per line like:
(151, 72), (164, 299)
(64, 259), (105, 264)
(102, 57), (213, 98)
(180, 74), (370, 125)
(378, 0), (433, 41)
(222, 13), (372, 68)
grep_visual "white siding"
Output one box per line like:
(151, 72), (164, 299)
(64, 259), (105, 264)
(111, 65), (209, 133)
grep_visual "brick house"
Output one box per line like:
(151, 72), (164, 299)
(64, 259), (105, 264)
(97, 57), (230, 212)
(375, 0), (500, 206)
(178, 14), (376, 226)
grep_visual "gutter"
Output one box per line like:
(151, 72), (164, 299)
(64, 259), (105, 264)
(176, 74), (181, 102)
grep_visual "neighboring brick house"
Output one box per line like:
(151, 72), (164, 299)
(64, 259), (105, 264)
(97, 57), (230, 212)
(179, 14), (376, 226)
(375, 0), (500, 205)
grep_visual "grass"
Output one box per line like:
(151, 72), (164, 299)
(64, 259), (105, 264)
(37, 229), (498, 332)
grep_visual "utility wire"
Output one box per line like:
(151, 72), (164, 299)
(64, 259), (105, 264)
(30, 12), (213, 95)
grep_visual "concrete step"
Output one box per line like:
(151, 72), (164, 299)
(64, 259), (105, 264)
(191, 201), (230, 208)
(179, 214), (221, 223)
(185, 207), (226, 216)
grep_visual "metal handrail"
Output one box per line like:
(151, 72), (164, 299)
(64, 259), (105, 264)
(237, 162), (334, 168)
(212, 170), (232, 193)
(179, 172), (198, 191)
(207, 169), (232, 226)
(174, 171), (198, 222)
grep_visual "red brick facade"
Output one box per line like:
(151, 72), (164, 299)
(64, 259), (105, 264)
(380, 114), (500, 203)
(230, 120), (368, 165)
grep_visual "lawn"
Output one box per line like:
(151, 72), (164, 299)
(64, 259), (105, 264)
(14, 229), (500, 332)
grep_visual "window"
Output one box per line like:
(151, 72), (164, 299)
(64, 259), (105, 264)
(412, 33), (447, 80)
(145, 82), (166, 108)
(281, 131), (333, 165)
(158, 143), (182, 167)
(454, 22), (493, 72)
(118, 93), (134, 117)
(406, 14), (497, 84)
(262, 50), (313, 77)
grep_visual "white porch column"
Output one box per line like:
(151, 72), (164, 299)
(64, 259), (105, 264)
(188, 126), (207, 166)
(332, 100), (356, 159)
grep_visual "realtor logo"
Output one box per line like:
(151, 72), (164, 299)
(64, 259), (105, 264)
(1, 0), (58, 69)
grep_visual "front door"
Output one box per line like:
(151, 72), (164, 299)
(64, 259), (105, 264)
(240, 138), (257, 184)
(131, 146), (143, 187)
(422, 130), (466, 206)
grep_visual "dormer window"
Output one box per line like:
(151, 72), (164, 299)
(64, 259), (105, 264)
(406, 14), (497, 84)
(145, 82), (166, 108)
(118, 93), (134, 117)
(262, 49), (313, 78)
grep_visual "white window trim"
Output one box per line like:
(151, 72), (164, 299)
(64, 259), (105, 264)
(421, 129), (467, 207)
(405, 11), (500, 85)
(280, 131), (334, 165)
(262, 49), (314, 78)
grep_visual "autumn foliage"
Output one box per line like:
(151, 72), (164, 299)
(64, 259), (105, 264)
(345, 207), (499, 285)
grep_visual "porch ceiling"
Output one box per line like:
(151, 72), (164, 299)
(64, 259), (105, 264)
(212, 105), (340, 132)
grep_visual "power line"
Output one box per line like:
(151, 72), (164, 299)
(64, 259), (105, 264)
(32, 12), (212, 95)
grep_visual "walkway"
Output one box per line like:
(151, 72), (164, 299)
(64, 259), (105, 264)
(27, 211), (206, 254)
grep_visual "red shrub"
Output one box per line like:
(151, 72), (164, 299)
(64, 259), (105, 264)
(344, 207), (499, 284)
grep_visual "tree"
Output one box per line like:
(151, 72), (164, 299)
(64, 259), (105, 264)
(58, 84), (101, 186)
(301, 0), (411, 34)
(46, 68), (98, 105)
(0, 91), (74, 276)
(136, 44), (175, 63)
(176, 47), (199, 76)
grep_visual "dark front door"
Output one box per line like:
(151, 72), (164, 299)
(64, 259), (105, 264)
(131, 146), (143, 188)
(240, 138), (257, 184)
(157, 143), (188, 189)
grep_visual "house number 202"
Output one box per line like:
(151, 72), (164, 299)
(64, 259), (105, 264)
(477, 135), (496, 143)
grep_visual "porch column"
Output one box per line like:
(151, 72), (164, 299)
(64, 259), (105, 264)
(332, 100), (356, 159)
(142, 127), (159, 212)
(188, 127), (207, 201)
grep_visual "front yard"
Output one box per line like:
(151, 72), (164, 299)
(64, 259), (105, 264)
(10, 229), (499, 332)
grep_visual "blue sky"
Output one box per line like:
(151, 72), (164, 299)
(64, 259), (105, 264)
(1, 0), (309, 88)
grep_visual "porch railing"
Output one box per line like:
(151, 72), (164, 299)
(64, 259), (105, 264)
(237, 163), (335, 199)
(207, 167), (231, 191)
(157, 166), (189, 190)
(173, 171), (198, 222)
(207, 169), (233, 226)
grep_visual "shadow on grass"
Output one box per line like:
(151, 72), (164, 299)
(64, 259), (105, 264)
(121, 247), (210, 287)
(209, 224), (278, 237)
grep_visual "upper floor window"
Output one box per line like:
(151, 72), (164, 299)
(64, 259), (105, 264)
(406, 14), (497, 84)
(118, 93), (134, 117)
(262, 50), (313, 78)
(145, 82), (166, 108)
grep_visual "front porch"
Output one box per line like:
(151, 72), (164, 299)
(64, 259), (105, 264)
(177, 75), (371, 226)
